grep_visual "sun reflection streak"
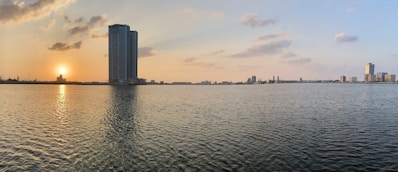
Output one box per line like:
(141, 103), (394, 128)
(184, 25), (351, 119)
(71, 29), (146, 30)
(56, 85), (67, 119)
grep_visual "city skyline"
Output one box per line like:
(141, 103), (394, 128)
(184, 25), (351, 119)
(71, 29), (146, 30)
(1, 0), (398, 82)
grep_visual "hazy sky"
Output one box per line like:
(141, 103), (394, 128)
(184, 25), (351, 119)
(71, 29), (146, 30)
(1, 0), (397, 82)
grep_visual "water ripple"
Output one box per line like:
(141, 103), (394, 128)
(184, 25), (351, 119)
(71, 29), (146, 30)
(1, 84), (398, 171)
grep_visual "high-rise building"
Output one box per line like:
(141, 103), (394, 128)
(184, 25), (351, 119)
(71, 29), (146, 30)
(365, 63), (375, 75)
(364, 63), (375, 82)
(108, 24), (138, 84)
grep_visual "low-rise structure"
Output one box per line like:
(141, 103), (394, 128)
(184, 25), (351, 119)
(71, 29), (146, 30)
(385, 74), (396, 83)
(348, 77), (357, 83)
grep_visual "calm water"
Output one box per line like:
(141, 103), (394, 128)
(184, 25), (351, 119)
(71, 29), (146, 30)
(1, 84), (398, 171)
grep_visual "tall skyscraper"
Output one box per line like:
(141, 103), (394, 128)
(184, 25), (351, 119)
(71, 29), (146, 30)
(364, 63), (375, 82)
(365, 63), (375, 75)
(108, 24), (138, 84)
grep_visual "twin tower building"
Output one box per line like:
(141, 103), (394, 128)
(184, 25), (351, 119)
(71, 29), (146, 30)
(108, 24), (138, 85)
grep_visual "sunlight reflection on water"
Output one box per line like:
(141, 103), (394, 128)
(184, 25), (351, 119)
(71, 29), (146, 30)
(0, 84), (397, 171)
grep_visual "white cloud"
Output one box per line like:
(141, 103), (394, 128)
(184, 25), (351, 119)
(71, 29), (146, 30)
(257, 32), (287, 41)
(334, 33), (358, 43)
(231, 40), (290, 58)
(241, 14), (278, 28)
(0, 0), (75, 24)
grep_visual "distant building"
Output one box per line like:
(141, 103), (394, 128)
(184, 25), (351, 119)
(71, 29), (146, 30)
(339, 75), (346, 83)
(56, 74), (66, 83)
(385, 74), (396, 83)
(376, 72), (387, 82)
(251, 75), (256, 83)
(348, 77), (357, 83)
(200, 81), (212, 85)
(108, 24), (138, 84)
(364, 74), (376, 82)
(365, 63), (375, 75)
(364, 63), (376, 82)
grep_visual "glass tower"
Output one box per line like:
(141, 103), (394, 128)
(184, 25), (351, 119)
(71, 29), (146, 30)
(108, 24), (138, 84)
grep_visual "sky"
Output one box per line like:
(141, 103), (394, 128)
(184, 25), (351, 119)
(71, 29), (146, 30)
(0, 0), (398, 82)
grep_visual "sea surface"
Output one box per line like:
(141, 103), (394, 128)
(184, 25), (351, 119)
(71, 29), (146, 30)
(0, 84), (398, 171)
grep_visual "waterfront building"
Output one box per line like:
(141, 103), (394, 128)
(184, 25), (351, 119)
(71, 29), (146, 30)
(365, 63), (375, 75)
(108, 24), (138, 84)
(364, 63), (375, 82)
(339, 75), (346, 83)
(364, 74), (376, 82)
(348, 77), (357, 83)
(251, 75), (256, 83)
(56, 74), (66, 83)
(376, 72), (387, 82)
(385, 74), (396, 83)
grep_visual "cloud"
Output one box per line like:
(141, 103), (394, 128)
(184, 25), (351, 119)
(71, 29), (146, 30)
(62, 14), (71, 23)
(48, 41), (82, 51)
(231, 40), (291, 58)
(334, 33), (358, 43)
(138, 47), (156, 58)
(74, 17), (84, 23)
(0, 0), (74, 24)
(184, 57), (196, 63)
(68, 25), (89, 35)
(41, 19), (56, 31)
(183, 57), (219, 69)
(241, 14), (278, 28)
(257, 32), (287, 41)
(67, 14), (108, 35)
(88, 15), (107, 26)
(91, 32), (108, 39)
(283, 57), (312, 64)
(281, 52), (298, 59)
(209, 50), (225, 56)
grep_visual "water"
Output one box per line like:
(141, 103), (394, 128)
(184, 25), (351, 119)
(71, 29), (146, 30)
(1, 84), (398, 171)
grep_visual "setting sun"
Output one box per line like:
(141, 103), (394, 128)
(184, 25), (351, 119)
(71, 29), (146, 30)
(59, 67), (67, 75)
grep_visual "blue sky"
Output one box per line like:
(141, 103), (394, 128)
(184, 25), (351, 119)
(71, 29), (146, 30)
(0, 0), (397, 82)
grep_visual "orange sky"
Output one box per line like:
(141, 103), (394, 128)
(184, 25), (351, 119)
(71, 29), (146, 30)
(1, 0), (398, 82)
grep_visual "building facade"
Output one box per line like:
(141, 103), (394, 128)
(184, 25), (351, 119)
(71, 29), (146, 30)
(108, 24), (138, 84)
(365, 63), (375, 75)
(364, 63), (375, 82)
(348, 76), (357, 83)
(385, 74), (396, 83)
(376, 72), (387, 82)
(339, 75), (346, 83)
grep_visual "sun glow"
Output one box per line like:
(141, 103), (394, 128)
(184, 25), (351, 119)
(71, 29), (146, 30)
(59, 67), (67, 75)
